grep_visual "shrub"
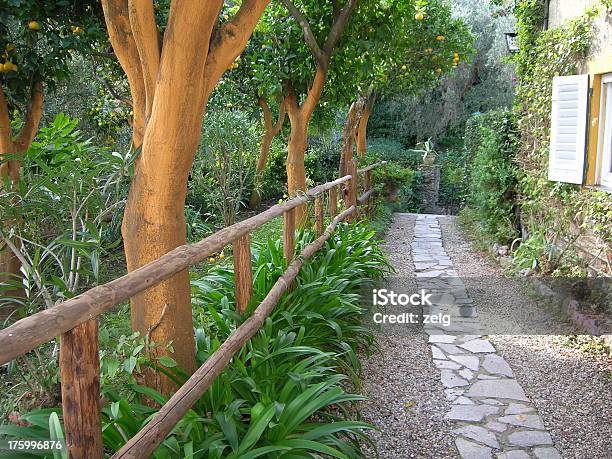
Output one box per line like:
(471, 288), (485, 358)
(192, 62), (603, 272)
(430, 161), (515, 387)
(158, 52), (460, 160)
(465, 110), (519, 243)
(188, 110), (259, 226)
(367, 137), (422, 169)
(0, 114), (131, 316)
(438, 148), (470, 214)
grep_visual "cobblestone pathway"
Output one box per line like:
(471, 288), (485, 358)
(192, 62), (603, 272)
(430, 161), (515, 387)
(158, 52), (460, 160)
(412, 215), (561, 459)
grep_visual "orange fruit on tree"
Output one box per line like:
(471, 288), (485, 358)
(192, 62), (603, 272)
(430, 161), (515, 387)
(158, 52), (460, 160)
(28, 21), (40, 31)
(436, 35), (445, 41)
(425, 48), (433, 54)
(435, 68), (442, 75)
(415, 12), (425, 21)
(0, 63), (5, 73)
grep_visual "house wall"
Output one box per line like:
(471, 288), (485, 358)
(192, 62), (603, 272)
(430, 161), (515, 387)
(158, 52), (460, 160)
(548, 0), (612, 276)
(549, 0), (612, 67)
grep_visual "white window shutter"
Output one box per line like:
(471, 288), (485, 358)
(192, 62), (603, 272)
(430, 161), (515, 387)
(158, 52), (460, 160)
(548, 74), (590, 184)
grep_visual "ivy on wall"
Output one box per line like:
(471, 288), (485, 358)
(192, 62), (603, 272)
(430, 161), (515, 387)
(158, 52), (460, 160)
(512, 0), (612, 272)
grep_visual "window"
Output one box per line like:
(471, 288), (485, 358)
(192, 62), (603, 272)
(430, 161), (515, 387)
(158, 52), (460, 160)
(597, 74), (612, 188)
(548, 75), (589, 184)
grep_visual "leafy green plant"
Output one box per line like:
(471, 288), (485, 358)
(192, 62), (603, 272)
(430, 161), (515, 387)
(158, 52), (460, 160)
(2, 222), (388, 457)
(438, 148), (470, 214)
(0, 114), (131, 317)
(464, 109), (519, 243)
(189, 110), (260, 226)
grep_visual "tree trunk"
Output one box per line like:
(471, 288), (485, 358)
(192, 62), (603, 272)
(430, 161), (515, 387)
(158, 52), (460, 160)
(355, 106), (370, 157)
(250, 95), (286, 208)
(285, 97), (309, 226)
(356, 90), (375, 158)
(103, 0), (270, 394)
(250, 131), (274, 208)
(0, 83), (44, 313)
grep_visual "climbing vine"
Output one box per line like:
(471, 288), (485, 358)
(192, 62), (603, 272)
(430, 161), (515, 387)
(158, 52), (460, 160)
(512, 1), (611, 273)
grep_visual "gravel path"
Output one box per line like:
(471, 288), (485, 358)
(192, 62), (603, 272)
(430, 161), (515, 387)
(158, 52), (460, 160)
(439, 216), (612, 459)
(360, 213), (456, 458)
(359, 213), (611, 459)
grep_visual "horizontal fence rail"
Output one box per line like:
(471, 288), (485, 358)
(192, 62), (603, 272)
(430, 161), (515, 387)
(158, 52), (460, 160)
(0, 161), (387, 459)
(0, 175), (352, 365)
(113, 206), (357, 459)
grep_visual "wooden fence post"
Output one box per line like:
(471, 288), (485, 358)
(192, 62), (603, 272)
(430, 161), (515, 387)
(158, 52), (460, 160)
(364, 169), (372, 215)
(232, 234), (253, 314)
(347, 159), (358, 220)
(60, 319), (103, 459)
(314, 195), (324, 237)
(329, 186), (338, 217)
(284, 208), (295, 264)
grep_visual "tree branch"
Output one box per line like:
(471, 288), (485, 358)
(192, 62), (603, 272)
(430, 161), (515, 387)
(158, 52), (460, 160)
(204, 0), (271, 97)
(91, 67), (133, 107)
(0, 83), (12, 153)
(14, 81), (44, 152)
(273, 97), (287, 135)
(127, 0), (161, 121)
(101, 0), (147, 148)
(280, 0), (327, 68)
(301, 65), (327, 120)
(323, 0), (357, 56)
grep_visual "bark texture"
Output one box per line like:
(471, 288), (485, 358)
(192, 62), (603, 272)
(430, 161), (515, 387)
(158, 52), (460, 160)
(356, 90), (375, 158)
(101, 0), (270, 394)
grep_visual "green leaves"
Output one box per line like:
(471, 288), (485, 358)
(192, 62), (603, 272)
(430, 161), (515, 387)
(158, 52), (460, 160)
(0, 0), (104, 111)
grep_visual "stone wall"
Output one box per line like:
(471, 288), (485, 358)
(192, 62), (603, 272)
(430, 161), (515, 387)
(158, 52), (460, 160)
(420, 164), (441, 214)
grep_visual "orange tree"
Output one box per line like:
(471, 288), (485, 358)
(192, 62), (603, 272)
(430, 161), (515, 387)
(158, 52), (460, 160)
(240, 0), (364, 225)
(342, 0), (475, 167)
(0, 0), (103, 296)
(241, 0), (473, 219)
(100, 0), (269, 394)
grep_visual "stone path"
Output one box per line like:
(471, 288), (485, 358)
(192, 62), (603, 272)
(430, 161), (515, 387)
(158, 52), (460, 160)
(411, 215), (561, 459)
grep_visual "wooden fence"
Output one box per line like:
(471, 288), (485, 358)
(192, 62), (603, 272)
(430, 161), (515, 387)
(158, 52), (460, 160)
(0, 160), (387, 459)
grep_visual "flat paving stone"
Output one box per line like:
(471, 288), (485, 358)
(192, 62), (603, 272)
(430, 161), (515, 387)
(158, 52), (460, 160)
(455, 437), (493, 459)
(481, 399), (505, 406)
(445, 388), (465, 401)
(437, 343), (466, 355)
(449, 354), (480, 371)
(459, 339), (497, 353)
(441, 370), (469, 388)
(507, 431), (553, 447)
(434, 359), (462, 370)
(453, 396), (475, 405)
(485, 420), (508, 432)
(497, 414), (545, 429)
(446, 404), (499, 421)
(459, 368), (474, 380)
(453, 425), (500, 448)
(431, 345), (447, 360)
(428, 334), (457, 344)
(467, 379), (528, 401)
(482, 354), (515, 377)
